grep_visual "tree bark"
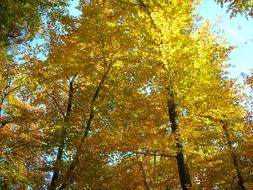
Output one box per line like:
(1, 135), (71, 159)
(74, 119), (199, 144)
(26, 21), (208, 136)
(59, 65), (111, 189)
(167, 92), (192, 190)
(222, 123), (246, 190)
(48, 77), (75, 190)
(139, 159), (150, 190)
(48, 143), (64, 190)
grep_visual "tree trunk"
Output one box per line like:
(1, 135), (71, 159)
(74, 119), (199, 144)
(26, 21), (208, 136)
(48, 77), (75, 190)
(222, 124), (246, 190)
(167, 93), (192, 190)
(48, 143), (64, 190)
(139, 160), (150, 190)
(59, 65), (111, 189)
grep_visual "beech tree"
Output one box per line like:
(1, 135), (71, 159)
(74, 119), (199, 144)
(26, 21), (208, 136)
(1, 0), (253, 189)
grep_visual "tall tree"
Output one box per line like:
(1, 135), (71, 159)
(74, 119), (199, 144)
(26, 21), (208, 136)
(1, 0), (253, 189)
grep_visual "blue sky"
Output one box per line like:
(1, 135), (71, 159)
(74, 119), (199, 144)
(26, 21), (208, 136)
(198, 0), (253, 79)
(68, 0), (253, 78)
(68, 0), (81, 17)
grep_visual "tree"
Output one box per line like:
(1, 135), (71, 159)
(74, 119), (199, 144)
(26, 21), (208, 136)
(1, 0), (253, 189)
(0, 53), (45, 189)
(0, 0), (68, 47)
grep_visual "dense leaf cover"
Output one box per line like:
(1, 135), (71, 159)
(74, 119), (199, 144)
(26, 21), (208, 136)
(0, 0), (253, 189)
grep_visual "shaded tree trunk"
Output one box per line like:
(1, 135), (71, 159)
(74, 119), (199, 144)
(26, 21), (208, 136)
(222, 123), (246, 190)
(167, 91), (192, 190)
(48, 77), (75, 190)
(139, 160), (150, 190)
(59, 64), (111, 189)
(48, 141), (64, 190)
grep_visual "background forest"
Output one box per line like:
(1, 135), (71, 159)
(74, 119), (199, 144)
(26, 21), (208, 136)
(1, 0), (253, 189)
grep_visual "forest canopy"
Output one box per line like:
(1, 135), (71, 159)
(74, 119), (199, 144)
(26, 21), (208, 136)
(0, 0), (253, 190)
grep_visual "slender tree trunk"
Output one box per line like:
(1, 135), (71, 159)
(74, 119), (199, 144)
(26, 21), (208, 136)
(59, 65), (111, 189)
(139, 159), (150, 190)
(48, 140), (64, 190)
(167, 92), (191, 190)
(222, 124), (246, 190)
(48, 77), (75, 190)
